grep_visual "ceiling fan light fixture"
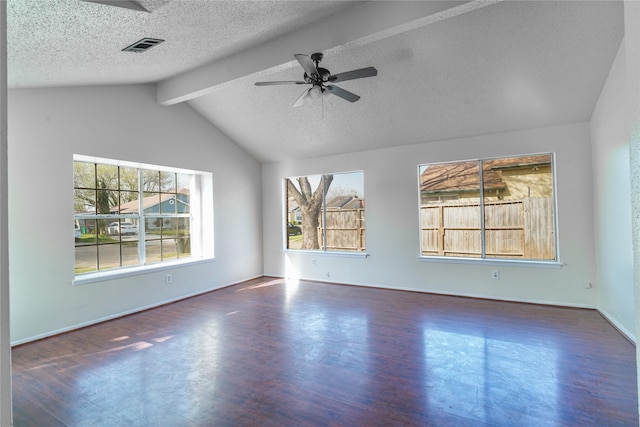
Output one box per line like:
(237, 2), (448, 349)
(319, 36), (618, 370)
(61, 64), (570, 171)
(309, 85), (322, 99)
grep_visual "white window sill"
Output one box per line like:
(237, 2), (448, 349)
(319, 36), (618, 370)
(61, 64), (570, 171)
(418, 256), (563, 268)
(73, 257), (215, 286)
(283, 249), (370, 259)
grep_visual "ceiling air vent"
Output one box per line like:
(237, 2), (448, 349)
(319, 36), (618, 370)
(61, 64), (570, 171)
(122, 38), (164, 53)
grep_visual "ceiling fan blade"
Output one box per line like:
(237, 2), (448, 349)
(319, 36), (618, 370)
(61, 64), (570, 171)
(293, 88), (312, 108)
(255, 81), (307, 86)
(294, 54), (319, 78)
(328, 67), (378, 83)
(81, 0), (150, 12)
(325, 85), (360, 103)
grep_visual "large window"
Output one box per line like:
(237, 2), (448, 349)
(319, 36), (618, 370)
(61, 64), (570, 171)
(418, 154), (556, 261)
(286, 171), (365, 252)
(74, 155), (212, 276)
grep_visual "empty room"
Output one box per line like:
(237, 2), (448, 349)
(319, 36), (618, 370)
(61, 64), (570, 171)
(1, 0), (640, 425)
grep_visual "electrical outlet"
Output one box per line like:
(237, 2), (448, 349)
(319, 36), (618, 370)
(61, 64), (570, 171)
(491, 270), (500, 280)
(165, 274), (173, 284)
(325, 271), (330, 278)
(311, 258), (316, 266)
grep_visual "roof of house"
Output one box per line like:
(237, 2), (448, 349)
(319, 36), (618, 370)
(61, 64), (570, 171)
(420, 155), (551, 194)
(326, 195), (364, 209)
(112, 189), (189, 214)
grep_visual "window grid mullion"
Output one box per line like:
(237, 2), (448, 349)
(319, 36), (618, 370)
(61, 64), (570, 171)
(478, 159), (486, 258)
(138, 169), (146, 264)
(322, 176), (327, 250)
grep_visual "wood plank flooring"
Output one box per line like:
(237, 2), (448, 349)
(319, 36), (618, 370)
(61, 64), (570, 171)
(11, 277), (638, 426)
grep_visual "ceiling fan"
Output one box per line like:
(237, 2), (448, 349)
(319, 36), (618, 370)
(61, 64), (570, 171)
(255, 53), (377, 107)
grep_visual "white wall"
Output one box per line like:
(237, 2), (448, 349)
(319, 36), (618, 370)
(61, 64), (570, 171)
(8, 84), (263, 344)
(590, 40), (635, 340)
(623, 1), (640, 415)
(263, 123), (597, 307)
(0, 2), (11, 424)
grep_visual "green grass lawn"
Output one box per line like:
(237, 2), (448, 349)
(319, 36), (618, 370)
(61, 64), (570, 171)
(288, 234), (302, 249)
(77, 234), (115, 244)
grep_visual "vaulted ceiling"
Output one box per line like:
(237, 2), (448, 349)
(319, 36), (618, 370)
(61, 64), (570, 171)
(8, 1), (624, 163)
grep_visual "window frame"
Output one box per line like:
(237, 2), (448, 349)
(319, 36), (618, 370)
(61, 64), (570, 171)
(73, 155), (214, 284)
(283, 170), (367, 255)
(417, 153), (561, 267)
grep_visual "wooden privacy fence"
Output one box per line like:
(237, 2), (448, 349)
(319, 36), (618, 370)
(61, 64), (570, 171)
(420, 198), (555, 260)
(318, 208), (366, 251)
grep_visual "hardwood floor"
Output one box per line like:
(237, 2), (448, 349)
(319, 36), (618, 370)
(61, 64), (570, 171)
(11, 277), (638, 426)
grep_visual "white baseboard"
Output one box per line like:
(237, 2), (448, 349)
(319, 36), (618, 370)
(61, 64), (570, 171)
(597, 308), (636, 344)
(11, 275), (263, 346)
(15, 275), (634, 347)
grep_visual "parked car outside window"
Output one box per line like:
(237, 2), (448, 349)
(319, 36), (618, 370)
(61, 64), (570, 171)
(288, 222), (301, 236)
(108, 222), (137, 235)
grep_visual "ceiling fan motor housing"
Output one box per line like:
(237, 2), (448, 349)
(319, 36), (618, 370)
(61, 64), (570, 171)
(304, 67), (331, 83)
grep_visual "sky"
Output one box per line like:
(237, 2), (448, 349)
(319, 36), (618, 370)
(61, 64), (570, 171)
(288, 171), (364, 198)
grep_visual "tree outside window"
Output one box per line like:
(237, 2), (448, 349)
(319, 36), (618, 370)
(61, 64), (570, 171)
(286, 171), (365, 252)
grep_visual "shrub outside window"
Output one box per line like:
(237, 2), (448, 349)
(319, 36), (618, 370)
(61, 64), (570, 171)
(418, 154), (556, 261)
(74, 156), (210, 276)
(286, 171), (365, 252)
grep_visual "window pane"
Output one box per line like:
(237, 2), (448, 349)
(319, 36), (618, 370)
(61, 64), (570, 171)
(323, 172), (365, 252)
(74, 161), (95, 189)
(178, 194), (190, 214)
(177, 218), (191, 258)
(286, 174), (322, 250)
(97, 242), (121, 271)
(160, 171), (176, 193)
(74, 189), (95, 214)
(143, 170), (160, 192)
(483, 154), (555, 260)
(177, 236), (191, 258)
(419, 161), (482, 257)
(94, 187), (115, 215)
(145, 216), (162, 238)
(286, 172), (365, 252)
(81, 219), (97, 239)
(119, 166), (139, 192)
(115, 191), (139, 215)
(177, 174), (191, 214)
(96, 164), (119, 190)
(144, 193), (161, 215)
(75, 244), (97, 274)
(178, 217), (190, 236)
(177, 173), (190, 192)
(121, 238), (140, 267)
(145, 240), (162, 264)
(160, 195), (177, 214)
(160, 218), (179, 260)
(97, 219), (112, 237)
(162, 237), (178, 261)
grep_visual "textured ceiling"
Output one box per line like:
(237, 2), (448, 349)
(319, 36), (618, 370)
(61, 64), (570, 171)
(7, 1), (624, 163)
(8, 0), (359, 87)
